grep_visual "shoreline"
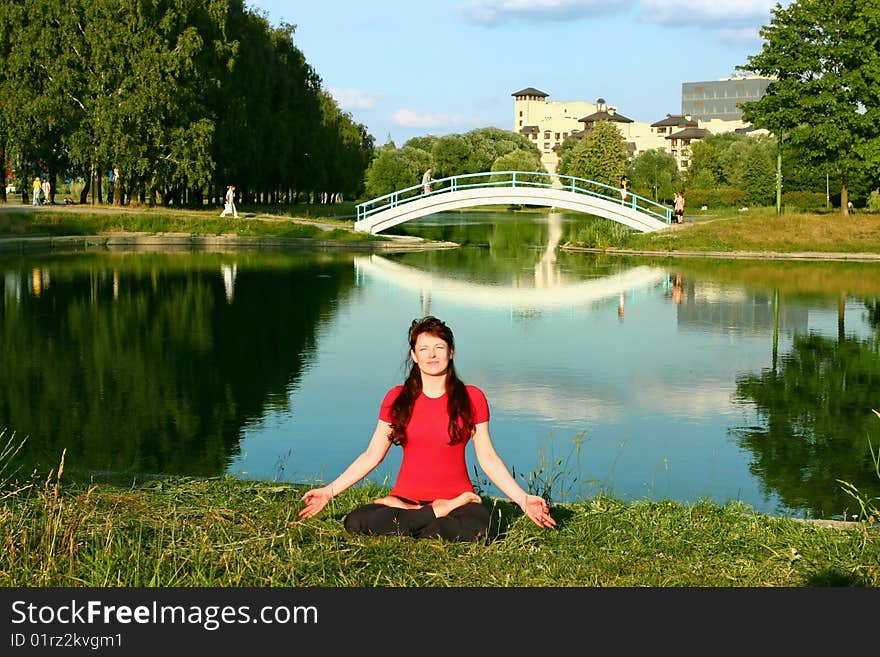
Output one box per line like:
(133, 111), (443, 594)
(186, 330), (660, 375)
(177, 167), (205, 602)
(4, 231), (880, 262)
(0, 231), (459, 254)
(561, 244), (880, 262)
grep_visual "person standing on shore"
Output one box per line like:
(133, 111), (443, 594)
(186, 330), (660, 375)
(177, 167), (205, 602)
(298, 315), (556, 542)
(32, 176), (42, 206)
(673, 191), (686, 224)
(220, 185), (238, 218)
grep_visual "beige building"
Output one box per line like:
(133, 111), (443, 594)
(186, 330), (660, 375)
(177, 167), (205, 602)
(512, 87), (758, 174)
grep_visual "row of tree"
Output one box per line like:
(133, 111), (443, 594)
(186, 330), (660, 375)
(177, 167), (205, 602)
(0, 0), (374, 207)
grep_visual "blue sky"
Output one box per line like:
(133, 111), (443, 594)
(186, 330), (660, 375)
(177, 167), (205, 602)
(248, 1), (790, 145)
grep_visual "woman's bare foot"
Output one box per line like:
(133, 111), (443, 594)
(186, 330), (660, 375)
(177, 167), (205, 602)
(374, 495), (423, 510)
(431, 492), (481, 518)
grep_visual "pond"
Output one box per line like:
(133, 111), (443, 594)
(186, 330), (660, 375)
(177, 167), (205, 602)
(2, 209), (880, 520)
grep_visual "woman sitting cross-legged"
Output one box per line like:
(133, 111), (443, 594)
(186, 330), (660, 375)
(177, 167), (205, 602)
(298, 315), (556, 542)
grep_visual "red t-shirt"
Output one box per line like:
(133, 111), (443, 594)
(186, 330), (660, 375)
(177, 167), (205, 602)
(379, 384), (489, 501)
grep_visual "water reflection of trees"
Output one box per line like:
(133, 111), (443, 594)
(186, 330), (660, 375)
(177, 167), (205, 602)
(735, 333), (880, 519)
(0, 251), (356, 479)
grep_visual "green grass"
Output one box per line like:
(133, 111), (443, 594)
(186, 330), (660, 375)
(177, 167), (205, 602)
(567, 208), (880, 254)
(1, 459), (877, 587)
(0, 203), (383, 242)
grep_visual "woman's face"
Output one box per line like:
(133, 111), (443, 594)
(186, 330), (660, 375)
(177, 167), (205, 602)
(411, 332), (452, 377)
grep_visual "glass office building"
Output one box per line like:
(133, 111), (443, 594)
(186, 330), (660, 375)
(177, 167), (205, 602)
(681, 77), (773, 121)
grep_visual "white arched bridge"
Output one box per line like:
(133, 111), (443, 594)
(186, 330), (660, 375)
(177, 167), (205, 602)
(354, 171), (673, 235)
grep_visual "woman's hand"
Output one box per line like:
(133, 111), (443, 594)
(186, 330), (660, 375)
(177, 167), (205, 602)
(298, 487), (333, 519)
(521, 494), (556, 529)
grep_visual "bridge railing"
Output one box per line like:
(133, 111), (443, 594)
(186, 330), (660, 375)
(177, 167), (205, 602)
(355, 171), (673, 224)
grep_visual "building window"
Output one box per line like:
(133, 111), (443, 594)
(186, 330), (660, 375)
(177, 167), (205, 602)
(555, 132), (560, 140)
(519, 111), (522, 117)
(543, 131), (551, 139)
(543, 142), (550, 150)
(680, 160), (689, 169)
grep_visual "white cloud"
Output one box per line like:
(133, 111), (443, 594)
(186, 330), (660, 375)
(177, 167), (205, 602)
(460, 0), (634, 25)
(391, 108), (470, 129)
(640, 0), (783, 25)
(329, 87), (380, 110)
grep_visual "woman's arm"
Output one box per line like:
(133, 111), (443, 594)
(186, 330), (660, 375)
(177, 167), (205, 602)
(472, 422), (556, 528)
(298, 420), (393, 518)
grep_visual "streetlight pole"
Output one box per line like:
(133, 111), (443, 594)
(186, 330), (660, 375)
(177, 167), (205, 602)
(776, 134), (782, 215)
(826, 171), (830, 210)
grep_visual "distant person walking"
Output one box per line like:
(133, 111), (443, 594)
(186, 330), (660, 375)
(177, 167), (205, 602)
(41, 178), (51, 205)
(32, 176), (42, 206)
(619, 175), (629, 205)
(673, 191), (686, 224)
(220, 185), (238, 218)
(422, 167), (433, 195)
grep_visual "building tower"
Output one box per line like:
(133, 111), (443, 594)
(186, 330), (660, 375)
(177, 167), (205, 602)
(511, 87), (549, 132)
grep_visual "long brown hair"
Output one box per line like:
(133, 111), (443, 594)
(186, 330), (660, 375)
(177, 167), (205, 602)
(389, 316), (475, 446)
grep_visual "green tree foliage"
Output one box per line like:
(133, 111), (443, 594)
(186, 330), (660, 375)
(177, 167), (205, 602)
(363, 127), (543, 196)
(740, 0), (880, 215)
(554, 136), (579, 177)
(688, 133), (779, 206)
(463, 127), (541, 173)
(403, 135), (439, 156)
(557, 121), (626, 187)
(0, 1), (372, 207)
(363, 144), (430, 198)
(431, 134), (472, 179)
(687, 141), (724, 189)
(489, 148), (547, 184)
(627, 148), (679, 203)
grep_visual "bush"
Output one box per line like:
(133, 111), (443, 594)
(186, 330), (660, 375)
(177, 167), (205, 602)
(781, 191), (826, 212)
(685, 187), (749, 208)
(868, 189), (880, 213)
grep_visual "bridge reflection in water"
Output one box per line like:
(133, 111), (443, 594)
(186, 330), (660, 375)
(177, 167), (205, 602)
(354, 255), (667, 314)
(354, 210), (667, 314)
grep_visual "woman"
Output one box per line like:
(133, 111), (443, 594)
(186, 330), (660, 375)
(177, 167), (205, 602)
(673, 191), (686, 224)
(298, 316), (556, 542)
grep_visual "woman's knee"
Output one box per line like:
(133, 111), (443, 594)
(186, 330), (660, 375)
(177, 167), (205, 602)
(343, 503), (378, 534)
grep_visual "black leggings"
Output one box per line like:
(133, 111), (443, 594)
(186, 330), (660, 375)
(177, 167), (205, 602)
(343, 499), (497, 543)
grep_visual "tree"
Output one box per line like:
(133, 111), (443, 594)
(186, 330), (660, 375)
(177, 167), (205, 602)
(557, 120), (627, 187)
(464, 127), (540, 174)
(628, 148), (679, 202)
(431, 134), (471, 179)
(554, 136), (579, 177)
(489, 148), (546, 185)
(739, 0), (880, 216)
(363, 144), (429, 199)
(687, 140), (724, 189)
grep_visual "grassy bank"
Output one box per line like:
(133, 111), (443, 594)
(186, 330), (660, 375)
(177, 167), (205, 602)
(1, 456), (878, 587)
(567, 208), (880, 254)
(0, 202), (379, 242)
(3, 203), (880, 256)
